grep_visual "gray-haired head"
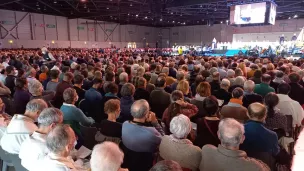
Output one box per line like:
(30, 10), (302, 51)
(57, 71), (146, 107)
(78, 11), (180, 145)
(46, 124), (76, 155)
(28, 79), (43, 96)
(244, 80), (255, 92)
(234, 76), (245, 86)
(120, 83), (135, 97)
(63, 88), (77, 104)
(38, 108), (63, 127)
(276, 70), (284, 78)
(150, 160), (183, 171)
(218, 118), (245, 148)
(26, 99), (48, 115)
(130, 99), (149, 119)
(90, 142), (124, 171)
(176, 71), (185, 81)
(209, 67), (218, 76)
(170, 114), (192, 139)
(227, 69), (235, 78)
(119, 72), (128, 83)
(220, 79), (230, 89)
(161, 67), (169, 75)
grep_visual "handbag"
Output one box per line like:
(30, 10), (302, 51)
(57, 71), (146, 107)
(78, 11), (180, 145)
(203, 118), (217, 139)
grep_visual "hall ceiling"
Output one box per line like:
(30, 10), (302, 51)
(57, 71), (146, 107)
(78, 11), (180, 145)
(0, 0), (303, 27)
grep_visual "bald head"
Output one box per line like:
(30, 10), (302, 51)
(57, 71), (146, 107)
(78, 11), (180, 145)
(130, 100), (150, 119)
(218, 118), (245, 148)
(248, 102), (267, 121)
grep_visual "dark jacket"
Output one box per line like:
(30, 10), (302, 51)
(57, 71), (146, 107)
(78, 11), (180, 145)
(118, 96), (134, 123)
(149, 88), (171, 118)
(210, 80), (221, 94)
(5, 75), (16, 96)
(13, 89), (31, 114)
(213, 88), (232, 106)
(134, 88), (150, 101)
(220, 102), (249, 123)
(240, 120), (280, 157)
(85, 87), (103, 122)
(242, 92), (263, 108)
(53, 81), (72, 108)
(289, 83), (304, 105)
(73, 86), (86, 106)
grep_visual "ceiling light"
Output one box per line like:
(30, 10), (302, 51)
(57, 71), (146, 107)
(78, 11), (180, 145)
(37, 7), (41, 10)
(170, 12), (173, 14)
(128, 13), (130, 16)
(81, 0), (87, 2)
(109, 0), (112, 1)
(87, 8), (90, 12)
(130, 3), (133, 6)
(84, 4), (87, 8)
(288, 17), (291, 19)
(36, 2), (39, 6)
(197, 21), (199, 23)
(180, 14), (182, 16)
(145, 16), (147, 19)
(22, 8), (25, 11)
(135, 14), (138, 17)
(160, 18), (162, 21)
(54, 0), (57, 3)
(221, 21), (223, 23)
(172, 21), (175, 23)
(294, 14), (298, 18)
(200, 5), (202, 7)
(214, 8), (217, 11)
(44, 7), (46, 11)
(226, 20), (229, 22)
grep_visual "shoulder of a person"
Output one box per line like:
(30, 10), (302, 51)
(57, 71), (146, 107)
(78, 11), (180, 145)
(244, 157), (271, 171)
(202, 144), (217, 153)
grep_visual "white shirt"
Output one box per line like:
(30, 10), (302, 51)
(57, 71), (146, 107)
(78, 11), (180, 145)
(2, 62), (9, 68)
(19, 131), (48, 170)
(34, 153), (78, 171)
(0, 74), (6, 84)
(277, 94), (304, 127)
(0, 115), (37, 154)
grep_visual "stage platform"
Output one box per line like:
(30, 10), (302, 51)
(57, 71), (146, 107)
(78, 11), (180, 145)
(205, 49), (247, 57)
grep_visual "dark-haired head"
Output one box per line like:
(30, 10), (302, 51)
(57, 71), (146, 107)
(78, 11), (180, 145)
(277, 83), (290, 95)
(264, 92), (279, 118)
(202, 96), (219, 117)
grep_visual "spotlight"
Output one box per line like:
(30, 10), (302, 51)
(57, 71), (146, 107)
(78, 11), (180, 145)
(54, 0), (57, 3)
(135, 14), (138, 17)
(81, 0), (86, 2)
(160, 18), (162, 21)
(288, 17), (291, 19)
(294, 14), (298, 18)
(130, 3), (133, 6)
(172, 21), (175, 23)
(226, 20), (229, 23)
(221, 21), (223, 23)
(145, 16), (147, 19)
(127, 13), (130, 16)
(170, 12), (173, 14)
(107, 7), (109, 10)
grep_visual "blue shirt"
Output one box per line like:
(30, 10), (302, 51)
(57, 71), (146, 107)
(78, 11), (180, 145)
(240, 120), (280, 156)
(85, 87), (102, 102)
(122, 121), (162, 153)
(60, 103), (94, 126)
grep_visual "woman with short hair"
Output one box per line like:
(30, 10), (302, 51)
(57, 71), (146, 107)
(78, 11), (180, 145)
(13, 77), (31, 114)
(176, 80), (191, 102)
(159, 115), (201, 171)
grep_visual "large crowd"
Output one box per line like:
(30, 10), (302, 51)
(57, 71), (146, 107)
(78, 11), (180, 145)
(0, 48), (303, 171)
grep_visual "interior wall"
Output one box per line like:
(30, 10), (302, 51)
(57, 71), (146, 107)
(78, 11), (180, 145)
(0, 9), (158, 48)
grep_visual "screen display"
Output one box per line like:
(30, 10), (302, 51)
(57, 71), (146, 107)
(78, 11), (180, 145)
(269, 2), (277, 25)
(230, 2), (267, 25)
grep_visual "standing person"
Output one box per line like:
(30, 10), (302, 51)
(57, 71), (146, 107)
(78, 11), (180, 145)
(73, 74), (86, 106)
(119, 83), (135, 123)
(53, 72), (73, 108)
(134, 77), (150, 101)
(288, 73), (304, 105)
(13, 78), (31, 114)
(85, 78), (104, 122)
(46, 69), (60, 92)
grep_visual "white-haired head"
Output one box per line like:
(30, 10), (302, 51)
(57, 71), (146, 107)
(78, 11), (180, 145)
(28, 79), (43, 96)
(218, 118), (245, 148)
(119, 72), (128, 83)
(170, 114), (192, 139)
(227, 69), (235, 78)
(243, 80), (255, 92)
(90, 142), (124, 171)
(221, 79), (230, 90)
(234, 76), (245, 86)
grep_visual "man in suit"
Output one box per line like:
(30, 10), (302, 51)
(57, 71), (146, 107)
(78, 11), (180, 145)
(149, 76), (171, 118)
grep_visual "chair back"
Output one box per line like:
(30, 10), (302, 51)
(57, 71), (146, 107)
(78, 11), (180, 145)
(0, 146), (11, 163)
(120, 142), (154, 171)
(95, 131), (121, 144)
(9, 153), (28, 171)
(247, 151), (275, 170)
(79, 123), (98, 150)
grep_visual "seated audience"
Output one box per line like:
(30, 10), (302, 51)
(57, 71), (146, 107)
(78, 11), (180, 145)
(53, 72), (73, 108)
(149, 76), (171, 118)
(0, 81), (10, 96)
(90, 142), (127, 171)
(213, 78), (232, 106)
(288, 72), (304, 105)
(13, 77), (31, 114)
(250, 69), (262, 84)
(190, 75), (204, 96)
(1, 99), (48, 154)
(4, 66), (16, 95)
(119, 83), (135, 123)
(34, 124), (77, 171)
(159, 115), (201, 170)
(162, 90), (198, 133)
(170, 71), (185, 91)
(228, 76), (245, 93)
(194, 96), (220, 148)
(176, 80), (191, 101)
(122, 99), (164, 153)
(144, 72), (156, 94)
(46, 69), (60, 92)
(100, 82), (120, 120)
(254, 74), (275, 97)
(191, 82), (212, 118)
(96, 99), (122, 141)
(118, 72), (128, 98)
(242, 80), (263, 108)
(271, 70), (285, 92)
(134, 77), (150, 101)
(227, 69), (236, 85)
(39, 65), (49, 82)
(200, 118), (270, 171)
(264, 92), (288, 133)
(150, 160), (183, 171)
(276, 83), (304, 127)
(162, 67), (176, 86)
(240, 103), (280, 161)
(19, 108), (63, 170)
(209, 72), (221, 94)
(221, 88), (249, 123)
(61, 88), (94, 135)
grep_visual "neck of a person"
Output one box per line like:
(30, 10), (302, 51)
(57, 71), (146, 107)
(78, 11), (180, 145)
(36, 126), (50, 135)
(250, 117), (264, 123)
(222, 144), (239, 151)
(92, 85), (99, 89)
(74, 84), (82, 88)
(133, 118), (146, 123)
(24, 111), (37, 121)
(51, 78), (59, 82)
(107, 114), (117, 122)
